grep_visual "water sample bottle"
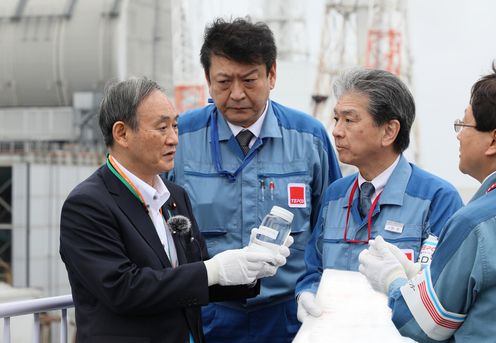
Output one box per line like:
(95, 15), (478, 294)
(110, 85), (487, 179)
(255, 206), (294, 247)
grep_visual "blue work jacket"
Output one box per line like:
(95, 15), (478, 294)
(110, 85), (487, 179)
(389, 172), (496, 342)
(170, 100), (341, 306)
(296, 155), (463, 295)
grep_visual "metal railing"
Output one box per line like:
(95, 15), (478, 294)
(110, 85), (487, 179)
(0, 294), (73, 343)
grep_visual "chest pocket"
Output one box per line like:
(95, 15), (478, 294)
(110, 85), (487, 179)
(258, 161), (312, 251)
(380, 223), (424, 259)
(181, 161), (240, 255)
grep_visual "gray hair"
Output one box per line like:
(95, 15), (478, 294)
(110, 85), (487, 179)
(98, 77), (164, 147)
(332, 68), (415, 153)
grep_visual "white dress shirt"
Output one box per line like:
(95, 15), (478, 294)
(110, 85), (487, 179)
(113, 158), (178, 267)
(358, 155), (401, 202)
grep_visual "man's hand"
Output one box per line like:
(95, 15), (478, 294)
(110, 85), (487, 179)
(245, 227), (294, 278)
(358, 236), (407, 294)
(204, 249), (276, 286)
(297, 291), (323, 323)
(375, 238), (421, 279)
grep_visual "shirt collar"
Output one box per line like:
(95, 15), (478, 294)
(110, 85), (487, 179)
(112, 157), (170, 212)
(358, 155), (400, 198)
(471, 170), (496, 202)
(482, 170), (496, 185)
(226, 100), (268, 138)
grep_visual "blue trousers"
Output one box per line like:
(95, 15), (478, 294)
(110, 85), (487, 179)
(202, 299), (300, 343)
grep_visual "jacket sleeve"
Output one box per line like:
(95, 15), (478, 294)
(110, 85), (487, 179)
(388, 217), (483, 342)
(310, 129), (342, 229)
(60, 190), (211, 316)
(295, 201), (327, 296)
(426, 186), (463, 237)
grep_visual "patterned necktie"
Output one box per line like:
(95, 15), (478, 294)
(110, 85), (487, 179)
(359, 182), (375, 218)
(236, 130), (254, 155)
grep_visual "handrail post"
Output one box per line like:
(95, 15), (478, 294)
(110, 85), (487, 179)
(61, 308), (68, 343)
(3, 316), (11, 343)
(33, 312), (40, 343)
(0, 294), (73, 343)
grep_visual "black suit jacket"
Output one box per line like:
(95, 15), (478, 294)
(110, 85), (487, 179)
(60, 165), (258, 343)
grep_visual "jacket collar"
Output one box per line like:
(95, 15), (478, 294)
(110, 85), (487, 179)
(377, 154), (412, 206)
(101, 165), (171, 268)
(216, 100), (282, 142)
(470, 170), (496, 202)
(343, 154), (411, 208)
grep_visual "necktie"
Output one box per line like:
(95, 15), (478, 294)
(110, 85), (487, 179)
(359, 182), (375, 218)
(236, 130), (254, 155)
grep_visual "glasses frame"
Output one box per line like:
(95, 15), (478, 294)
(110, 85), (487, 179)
(454, 119), (477, 133)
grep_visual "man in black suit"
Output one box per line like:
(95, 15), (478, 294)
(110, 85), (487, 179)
(59, 77), (285, 343)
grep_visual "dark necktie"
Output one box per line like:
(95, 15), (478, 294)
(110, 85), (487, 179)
(359, 182), (375, 218)
(236, 130), (254, 155)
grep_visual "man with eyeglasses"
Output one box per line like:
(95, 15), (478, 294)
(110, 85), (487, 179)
(295, 68), (463, 323)
(359, 64), (496, 342)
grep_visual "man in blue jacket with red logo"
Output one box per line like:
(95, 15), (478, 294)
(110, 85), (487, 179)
(171, 17), (341, 343)
(296, 68), (463, 323)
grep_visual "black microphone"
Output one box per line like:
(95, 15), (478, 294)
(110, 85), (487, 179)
(168, 215), (191, 238)
(168, 215), (203, 260)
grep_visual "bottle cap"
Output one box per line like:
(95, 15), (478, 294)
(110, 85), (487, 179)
(270, 206), (294, 224)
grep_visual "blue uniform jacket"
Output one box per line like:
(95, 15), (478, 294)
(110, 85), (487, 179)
(171, 100), (342, 306)
(296, 155), (463, 295)
(388, 172), (496, 342)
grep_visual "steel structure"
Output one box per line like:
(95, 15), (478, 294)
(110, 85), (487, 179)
(311, 0), (418, 163)
(311, 0), (369, 126)
(261, 0), (308, 62)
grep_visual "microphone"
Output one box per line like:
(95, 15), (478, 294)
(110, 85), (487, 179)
(168, 215), (192, 238)
(168, 215), (203, 260)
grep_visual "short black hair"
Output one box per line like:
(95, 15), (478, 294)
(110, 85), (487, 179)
(200, 17), (277, 78)
(98, 77), (163, 147)
(471, 62), (496, 131)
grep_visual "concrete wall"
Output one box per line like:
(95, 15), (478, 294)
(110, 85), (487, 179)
(12, 162), (97, 296)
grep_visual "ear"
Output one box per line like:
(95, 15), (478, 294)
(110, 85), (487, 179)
(382, 119), (401, 148)
(268, 63), (277, 90)
(112, 121), (130, 148)
(485, 129), (496, 157)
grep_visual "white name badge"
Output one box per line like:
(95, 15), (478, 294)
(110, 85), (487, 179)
(384, 220), (404, 234)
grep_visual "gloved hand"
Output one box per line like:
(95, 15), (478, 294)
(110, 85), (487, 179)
(373, 238), (421, 279)
(297, 291), (322, 323)
(204, 249), (276, 286)
(246, 228), (294, 278)
(358, 236), (407, 294)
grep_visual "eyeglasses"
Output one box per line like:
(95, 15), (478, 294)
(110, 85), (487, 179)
(453, 119), (477, 133)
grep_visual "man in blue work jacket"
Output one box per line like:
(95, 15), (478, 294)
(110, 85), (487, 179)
(295, 68), (463, 322)
(359, 64), (496, 342)
(170, 17), (342, 343)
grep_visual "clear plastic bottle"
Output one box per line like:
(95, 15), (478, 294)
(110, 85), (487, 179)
(255, 206), (294, 246)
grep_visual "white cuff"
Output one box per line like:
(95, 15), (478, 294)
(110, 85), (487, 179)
(204, 259), (219, 286)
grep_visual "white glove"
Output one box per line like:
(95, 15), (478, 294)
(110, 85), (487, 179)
(376, 238), (421, 279)
(358, 236), (407, 294)
(204, 249), (276, 286)
(297, 291), (322, 323)
(246, 228), (294, 278)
